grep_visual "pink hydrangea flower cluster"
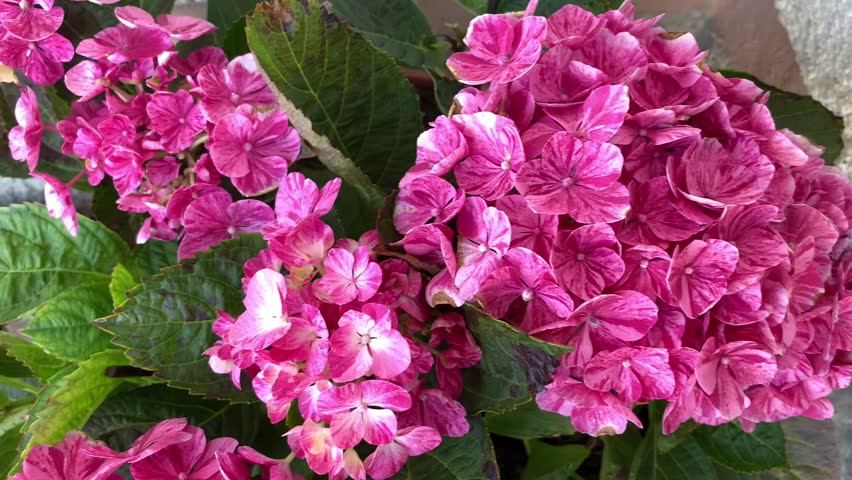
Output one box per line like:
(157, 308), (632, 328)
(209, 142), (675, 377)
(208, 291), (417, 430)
(205, 171), (480, 480)
(9, 6), (301, 258)
(392, 0), (852, 436)
(11, 418), (317, 480)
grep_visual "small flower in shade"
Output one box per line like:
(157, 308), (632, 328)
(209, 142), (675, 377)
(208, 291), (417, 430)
(209, 107), (301, 196)
(85, 418), (194, 464)
(64, 60), (113, 102)
(130, 425), (239, 480)
(216, 452), (252, 480)
(0, 31), (73, 85)
(103, 147), (144, 197)
(452, 112), (524, 201)
(9, 87), (42, 171)
(393, 175), (465, 234)
(620, 177), (704, 246)
(146, 90), (205, 153)
(363, 427), (442, 480)
(274, 304), (330, 376)
(77, 24), (173, 63)
(583, 347), (675, 403)
(314, 247), (382, 305)
(288, 421), (343, 476)
(237, 447), (304, 480)
(316, 380), (412, 448)
(495, 195), (558, 259)
(31, 173), (78, 236)
(225, 268), (290, 351)
(325, 306), (408, 382)
(478, 247), (574, 332)
(178, 188), (275, 260)
(696, 338), (777, 420)
(550, 224), (624, 300)
(428, 312), (483, 397)
(114, 6), (216, 41)
(197, 54), (276, 123)
(516, 132), (629, 223)
(611, 245), (672, 302)
(11, 431), (123, 480)
(667, 239), (739, 319)
(447, 13), (546, 85)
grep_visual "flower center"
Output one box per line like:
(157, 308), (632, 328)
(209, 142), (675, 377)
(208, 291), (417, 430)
(500, 160), (511, 170)
(638, 128), (648, 137)
(576, 253), (586, 261)
(587, 316), (601, 328)
(639, 259), (649, 269)
(622, 360), (631, 368)
(720, 357), (730, 366)
(227, 226), (236, 236)
(521, 289), (534, 302)
(561, 177), (574, 189)
(243, 142), (253, 152)
(478, 244), (488, 253)
(637, 214), (648, 224)
(684, 267), (694, 275)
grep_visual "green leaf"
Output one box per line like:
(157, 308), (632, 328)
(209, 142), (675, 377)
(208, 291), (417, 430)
(0, 333), (67, 382)
(96, 236), (267, 402)
(484, 401), (574, 440)
(461, 307), (570, 414)
(110, 264), (137, 308)
(455, 0), (619, 15)
(523, 441), (588, 480)
(430, 70), (464, 115)
(9, 350), (138, 476)
(693, 422), (786, 473)
(0, 405), (28, 477)
(630, 404), (716, 480)
(133, 240), (179, 277)
(600, 425), (642, 480)
(719, 70), (844, 163)
(85, 384), (289, 457)
(0, 204), (131, 323)
(391, 416), (499, 480)
(329, 0), (448, 69)
(246, 0), (422, 206)
(208, 0), (262, 43)
(21, 282), (117, 362)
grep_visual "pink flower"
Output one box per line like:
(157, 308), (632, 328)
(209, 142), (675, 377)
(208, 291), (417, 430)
(314, 247), (382, 305)
(275, 304), (329, 376)
(400, 115), (467, 185)
(454, 196), (512, 298)
(697, 338), (777, 419)
(327, 304), (411, 382)
(316, 380), (412, 448)
(77, 24), (173, 62)
(264, 172), (341, 238)
(224, 268), (290, 350)
(495, 194), (558, 259)
(237, 447), (304, 480)
(269, 216), (334, 269)
(428, 312), (482, 395)
(584, 347), (675, 403)
(179, 188), (275, 259)
(9, 87), (42, 171)
(516, 132), (629, 223)
(103, 147), (144, 197)
(115, 6), (216, 41)
(611, 245), (671, 302)
(620, 177), (704, 246)
(130, 426), (238, 480)
(452, 112), (525, 201)
(573, 29), (648, 84)
(0, 31), (72, 85)
(209, 107), (301, 196)
(544, 84), (630, 143)
(64, 61), (112, 102)
(393, 175), (465, 234)
(667, 239), (739, 318)
(536, 376), (641, 436)
(544, 4), (604, 48)
(32, 173), (78, 236)
(146, 90), (205, 153)
(550, 224), (624, 300)
(363, 427), (442, 480)
(85, 418), (193, 464)
(13, 431), (123, 480)
(288, 421), (343, 475)
(397, 387), (470, 437)
(478, 247), (574, 332)
(704, 205), (788, 276)
(668, 137), (775, 208)
(0, 1), (63, 41)
(447, 13), (546, 85)
(197, 54), (275, 123)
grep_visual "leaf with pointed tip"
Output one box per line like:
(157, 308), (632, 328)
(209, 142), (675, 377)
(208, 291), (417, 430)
(0, 333), (67, 382)
(96, 236), (266, 402)
(693, 422), (785, 473)
(110, 264), (137, 308)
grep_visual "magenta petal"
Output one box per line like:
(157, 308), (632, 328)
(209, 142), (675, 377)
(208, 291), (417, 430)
(667, 239), (739, 318)
(394, 175), (465, 234)
(570, 290), (658, 343)
(32, 173), (78, 236)
(550, 224), (624, 300)
(156, 14), (216, 40)
(576, 84), (629, 142)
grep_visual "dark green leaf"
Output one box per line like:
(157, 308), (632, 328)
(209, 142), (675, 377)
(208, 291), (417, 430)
(630, 404), (716, 480)
(0, 405), (28, 477)
(0, 204), (131, 323)
(461, 307), (570, 414)
(430, 70), (464, 115)
(720, 70), (844, 163)
(329, 0), (448, 69)
(391, 416), (499, 480)
(523, 441), (588, 480)
(86, 384), (289, 457)
(9, 350), (149, 476)
(455, 0), (619, 15)
(484, 401), (574, 439)
(208, 0), (263, 43)
(247, 0), (422, 201)
(133, 240), (179, 276)
(96, 236), (266, 402)
(693, 422), (786, 473)
(600, 425), (642, 480)
(222, 17), (251, 57)
(0, 332), (67, 382)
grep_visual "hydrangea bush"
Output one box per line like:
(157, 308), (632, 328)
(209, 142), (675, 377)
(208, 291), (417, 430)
(0, 0), (849, 479)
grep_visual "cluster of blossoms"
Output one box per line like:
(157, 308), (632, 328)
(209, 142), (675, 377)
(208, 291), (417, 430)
(9, 5), (301, 256)
(388, 0), (852, 436)
(11, 418), (320, 480)
(205, 170), (481, 479)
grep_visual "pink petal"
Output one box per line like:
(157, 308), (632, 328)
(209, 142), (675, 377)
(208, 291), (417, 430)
(667, 239), (739, 318)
